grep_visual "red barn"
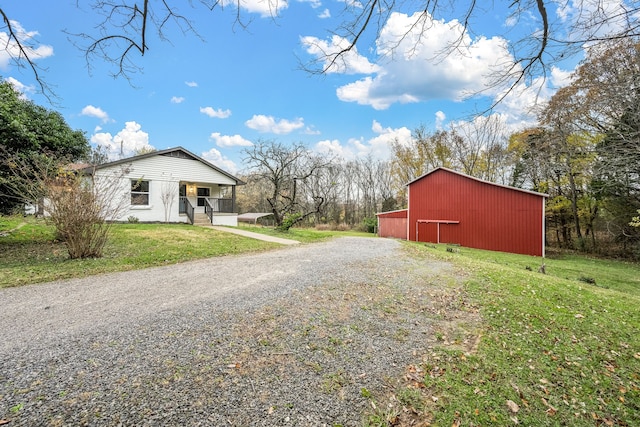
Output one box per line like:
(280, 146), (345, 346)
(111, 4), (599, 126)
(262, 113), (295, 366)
(378, 168), (547, 257)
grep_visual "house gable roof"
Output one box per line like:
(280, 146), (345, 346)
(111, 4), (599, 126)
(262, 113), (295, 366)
(407, 167), (548, 198)
(85, 146), (245, 185)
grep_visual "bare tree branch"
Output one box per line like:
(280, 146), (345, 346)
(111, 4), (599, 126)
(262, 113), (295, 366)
(0, 8), (56, 101)
(2, 1), (640, 106)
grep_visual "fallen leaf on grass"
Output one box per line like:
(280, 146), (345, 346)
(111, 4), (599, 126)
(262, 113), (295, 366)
(506, 399), (520, 413)
(405, 365), (424, 382)
(541, 398), (557, 416)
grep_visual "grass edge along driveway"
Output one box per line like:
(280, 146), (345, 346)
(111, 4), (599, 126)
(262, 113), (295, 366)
(0, 217), (372, 288)
(362, 242), (640, 426)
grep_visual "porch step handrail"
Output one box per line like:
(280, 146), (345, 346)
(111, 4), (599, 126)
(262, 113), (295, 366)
(203, 198), (214, 224)
(179, 196), (195, 224)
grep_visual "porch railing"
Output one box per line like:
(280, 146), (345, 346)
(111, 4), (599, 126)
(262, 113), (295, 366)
(179, 197), (195, 224)
(206, 198), (235, 214)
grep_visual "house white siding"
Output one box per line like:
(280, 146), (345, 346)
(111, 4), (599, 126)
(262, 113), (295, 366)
(94, 151), (239, 224)
(116, 155), (238, 186)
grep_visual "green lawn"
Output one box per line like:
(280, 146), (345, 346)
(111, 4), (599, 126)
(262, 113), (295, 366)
(3, 216), (639, 425)
(236, 223), (374, 243)
(0, 216), (279, 287)
(375, 243), (640, 426)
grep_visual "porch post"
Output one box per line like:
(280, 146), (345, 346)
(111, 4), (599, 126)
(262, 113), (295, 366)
(232, 185), (237, 213)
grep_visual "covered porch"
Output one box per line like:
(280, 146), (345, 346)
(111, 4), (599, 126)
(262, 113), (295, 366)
(178, 182), (238, 226)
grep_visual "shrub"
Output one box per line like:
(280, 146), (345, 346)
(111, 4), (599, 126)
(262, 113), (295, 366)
(277, 212), (303, 231)
(361, 217), (377, 233)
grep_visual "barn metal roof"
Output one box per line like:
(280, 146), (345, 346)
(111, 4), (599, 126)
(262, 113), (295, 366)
(406, 167), (548, 198)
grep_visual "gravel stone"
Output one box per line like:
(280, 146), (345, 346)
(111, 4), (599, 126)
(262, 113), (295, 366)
(0, 237), (466, 426)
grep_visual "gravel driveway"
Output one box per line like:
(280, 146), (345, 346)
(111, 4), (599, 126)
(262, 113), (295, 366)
(0, 237), (470, 426)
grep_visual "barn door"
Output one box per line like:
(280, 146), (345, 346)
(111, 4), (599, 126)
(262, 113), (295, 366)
(417, 222), (438, 243)
(439, 223), (458, 245)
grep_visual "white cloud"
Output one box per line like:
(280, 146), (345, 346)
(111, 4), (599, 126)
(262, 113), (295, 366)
(171, 96), (185, 104)
(304, 126), (321, 135)
(316, 139), (354, 159)
(297, 0), (322, 8)
(90, 121), (154, 159)
(435, 111), (446, 130)
(368, 120), (412, 158)
(318, 9), (331, 18)
(504, 15), (518, 27)
(245, 114), (305, 134)
(550, 66), (574, 88)
(301, 35), (381, 74)
(493, 78), (550, 128)
(185, 81), (198, 87)
(81, 105), (111, 123)
(310, 12), (516, 110)
(221, 0), (288, 17)
(209, 132), (253, 148)
(0, 21), (53, 69)
(201, 148), (238, 173)
(314, 121), (411, 160)
(4, 77), (33, 98)
(340, 0), (363, 8)
(200, 106), (232, 119)
(557, 0), (629, 42)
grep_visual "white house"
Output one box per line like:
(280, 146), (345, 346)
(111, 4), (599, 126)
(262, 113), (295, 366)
(86, 147), (244, 226)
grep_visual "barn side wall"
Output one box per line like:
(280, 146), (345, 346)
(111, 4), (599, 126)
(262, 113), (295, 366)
(378, 218), (408, 239)
(377, 210), (408, 239)
(407, 170), (544, 256)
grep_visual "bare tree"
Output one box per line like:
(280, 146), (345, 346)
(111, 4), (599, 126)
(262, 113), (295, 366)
(450, 115), (511, 182)
(243, 140), (333, 230)
(160, 178), (178, 223)
(0, 9), (52, 98)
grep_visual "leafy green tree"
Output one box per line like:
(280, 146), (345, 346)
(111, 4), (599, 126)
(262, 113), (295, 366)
(560, 40), (640, 254)
(594, 104), (640, 252)
(0, 80), (89, 213)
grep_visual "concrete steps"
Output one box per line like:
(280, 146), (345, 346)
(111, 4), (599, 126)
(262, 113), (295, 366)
(193, 213), (211, 226)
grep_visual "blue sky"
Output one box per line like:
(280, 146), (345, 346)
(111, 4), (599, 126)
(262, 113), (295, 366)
(0, 0), (603, 173)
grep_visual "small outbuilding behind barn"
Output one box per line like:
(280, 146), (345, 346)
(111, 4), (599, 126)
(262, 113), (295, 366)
(376, 209), (408, 239)
(377, 168), (547, 257)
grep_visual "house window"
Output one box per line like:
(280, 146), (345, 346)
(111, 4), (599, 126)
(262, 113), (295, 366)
(131, 180), (150, 205)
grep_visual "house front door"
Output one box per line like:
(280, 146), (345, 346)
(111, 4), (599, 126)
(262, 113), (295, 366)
(197, 187), (210, 207)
